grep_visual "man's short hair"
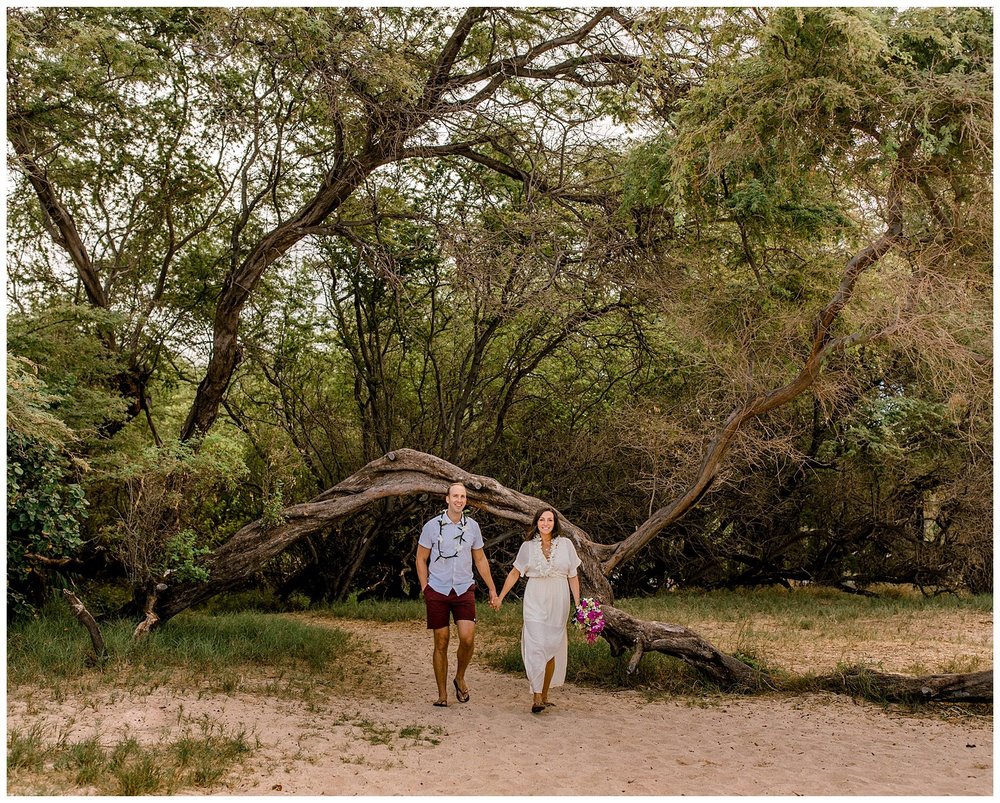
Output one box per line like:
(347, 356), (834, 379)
(447, 481), (467, 494)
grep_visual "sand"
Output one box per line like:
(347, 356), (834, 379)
(7, 615), (992, 796)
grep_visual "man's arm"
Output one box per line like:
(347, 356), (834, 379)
(472, 547), (499, 605)
(416, 544), (431, 593)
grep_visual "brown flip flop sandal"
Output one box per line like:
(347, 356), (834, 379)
(453, 678), (470, 703)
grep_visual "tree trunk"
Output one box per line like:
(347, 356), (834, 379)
(62, 589), (108, 663)
(818, 667), (992, 703)
(601, 605), (762, 689)
(155, 448), (614, 621)
(144, 448), (990, 700)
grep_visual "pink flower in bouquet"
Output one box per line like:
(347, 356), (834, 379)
(573, 597), (605, 644)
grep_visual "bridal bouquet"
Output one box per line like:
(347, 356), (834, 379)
(573, 597), (605, 644)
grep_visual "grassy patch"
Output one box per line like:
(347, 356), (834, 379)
(616, 585), (992, 624)
(7, 722), (254, 795)
(7, 602), (387, 701)
(333, 711), (446, 751)
(398, 724), (445, 746)
(316, 597), (427, 622)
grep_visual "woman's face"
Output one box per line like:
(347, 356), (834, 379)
(537, 510), (555, 536)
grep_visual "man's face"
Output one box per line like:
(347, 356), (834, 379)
(446, 485), (467, 515)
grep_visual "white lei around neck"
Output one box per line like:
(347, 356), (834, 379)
(434, 510), (469, 561)
(532, 535), (560, 577)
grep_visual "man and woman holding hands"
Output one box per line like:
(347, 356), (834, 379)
(415, 481), (581, 712)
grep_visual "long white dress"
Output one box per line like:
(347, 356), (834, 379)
(513, 536), (581, 693)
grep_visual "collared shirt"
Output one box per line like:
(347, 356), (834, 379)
(419, 510), (483, 595)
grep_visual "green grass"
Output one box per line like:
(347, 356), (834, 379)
(316, 597), (427, 622)
(616, 584), (992, 624)
(7, 600), (380, 696)
(8, 723), (47, 772)
(8, 723), (254, 794)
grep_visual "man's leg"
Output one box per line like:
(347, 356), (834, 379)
(454, 618), (475, 695)
(432, 626), (450, 703)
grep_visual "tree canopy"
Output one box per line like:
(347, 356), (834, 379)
(7, 7), (992, 627)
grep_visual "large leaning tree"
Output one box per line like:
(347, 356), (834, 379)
(9, 8), (991, 701)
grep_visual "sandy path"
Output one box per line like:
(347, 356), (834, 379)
(8, 616), (992, 795)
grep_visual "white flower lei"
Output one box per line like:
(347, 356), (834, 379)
(435, 509), (469, 561)
(533, 535), (560, 577)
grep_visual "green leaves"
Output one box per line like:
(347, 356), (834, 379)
(7, 429), (88, 620)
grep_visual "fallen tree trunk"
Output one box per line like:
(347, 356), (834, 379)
(601, 605), (764, 689)
(155, 448), (613, 621)
(817, 667), (993, 704)
(145, 449), (987, 699)
(149, 448), (991, 701)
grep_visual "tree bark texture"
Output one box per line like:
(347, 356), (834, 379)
(818, 667), (992, 704)
(62, 589), (108, 663)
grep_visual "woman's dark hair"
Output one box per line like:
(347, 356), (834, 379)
(526, 507), (561, 540)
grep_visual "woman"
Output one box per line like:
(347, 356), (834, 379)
(495, 507), (581, 713)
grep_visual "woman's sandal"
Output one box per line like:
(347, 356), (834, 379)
(531, 704), (545, 714)
(433, 700), (448, 707)
(453, 678), (470, 703)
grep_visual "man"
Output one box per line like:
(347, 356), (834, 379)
(415, 481), (499, 706)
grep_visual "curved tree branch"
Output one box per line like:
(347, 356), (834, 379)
(602, 150), (911, 574)
(151, 447), (988, 696)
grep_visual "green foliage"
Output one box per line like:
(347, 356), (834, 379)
(260, 480), (287, 530)
(6, 432), (88, 620)
(89, 433), (248, 588)
(162, 530), (211, 583)
(7, 308), (129, 438)
(7, 356), (89, 620)
(6, 7), (991, 607)
(840, 394), (958, 464)
(6, 354), (76, 447)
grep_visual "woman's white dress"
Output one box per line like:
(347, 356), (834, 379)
(513, 536), (581, 693)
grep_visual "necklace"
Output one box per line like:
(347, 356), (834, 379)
(434, 510), (468, 562)
(539, 536), (556, 561)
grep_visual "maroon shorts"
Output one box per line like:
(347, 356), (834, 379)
(423, 586), (476, 630)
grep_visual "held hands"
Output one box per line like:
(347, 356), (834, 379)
(489, 590), (502, 611)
